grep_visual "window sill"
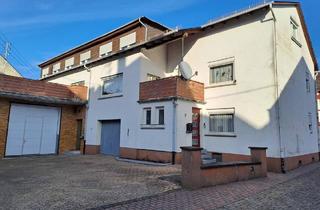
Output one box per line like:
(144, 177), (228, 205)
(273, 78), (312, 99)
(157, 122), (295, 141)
(140, 124), (165, 129)
(291, 37), (302, 48)
(205, 133), (237, 137)
(98, 93), (123, 100)
(205, 80), (236, 89)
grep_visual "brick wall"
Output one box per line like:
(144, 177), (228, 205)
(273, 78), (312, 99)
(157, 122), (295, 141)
(139, 76), (204, 102)
(59, 105), (86, 154)
(0, 99), (10, 158)
(41, 25), (148, 76)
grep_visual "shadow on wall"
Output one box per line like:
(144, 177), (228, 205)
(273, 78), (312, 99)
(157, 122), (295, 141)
(201, 57), (318, 172)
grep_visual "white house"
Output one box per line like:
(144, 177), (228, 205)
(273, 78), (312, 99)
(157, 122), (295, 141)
(39, 1), (319, 172)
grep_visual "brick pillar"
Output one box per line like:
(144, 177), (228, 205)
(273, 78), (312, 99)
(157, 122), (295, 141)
(249, 147), (268, 177)
(180, 146), (203, 189)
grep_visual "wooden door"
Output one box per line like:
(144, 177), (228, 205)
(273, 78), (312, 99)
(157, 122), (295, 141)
(192, 108), (200, 147)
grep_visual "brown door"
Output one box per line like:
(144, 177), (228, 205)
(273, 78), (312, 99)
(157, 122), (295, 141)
(192, 108), (200, 147)
(76, 119), (83, 150)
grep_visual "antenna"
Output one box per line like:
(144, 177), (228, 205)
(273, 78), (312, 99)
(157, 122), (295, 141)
(3, 42), (11, 59)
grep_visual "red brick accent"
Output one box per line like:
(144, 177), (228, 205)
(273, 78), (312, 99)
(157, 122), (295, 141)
(85, 145), (100, 155)
(120, 147), (181, 163)
(0, 74), (87, 102)
(181, 147), (267, 189)
(139, 76), (204, 103)
(0, 99), (10, 158)
(220, 151), (319, 173)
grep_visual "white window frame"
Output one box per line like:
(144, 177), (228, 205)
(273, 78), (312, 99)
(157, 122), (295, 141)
(52, 63), (61, 73)
(80, 51), (91, 64)
(100, 73), (123, 99)
(207, 57), (236, 88)
(206, 108), (236, 137)
(290, 17), (302, 47)
(99, 42), (112, 57)
(156, 106), (165, 125)
(65, 57), (75, 70)
(42, 67), (49, 77)
(120, 32), (136, 50)
(147, 73), (160, 81)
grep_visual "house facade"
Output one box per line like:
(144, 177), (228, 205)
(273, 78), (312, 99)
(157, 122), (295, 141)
(0, 55), (22, 77)
(39, 2), (319, 172)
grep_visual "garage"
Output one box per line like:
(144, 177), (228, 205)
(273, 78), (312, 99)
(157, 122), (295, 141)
(101, 120), (121, 156)
(5, 104), (61, 156)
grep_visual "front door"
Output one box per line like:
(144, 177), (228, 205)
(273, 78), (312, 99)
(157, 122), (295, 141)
(192, 108), (200, 147)
(101, 120), (121, 156)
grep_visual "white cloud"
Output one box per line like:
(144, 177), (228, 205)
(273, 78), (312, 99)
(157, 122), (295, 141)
(0, 0), (199, 28)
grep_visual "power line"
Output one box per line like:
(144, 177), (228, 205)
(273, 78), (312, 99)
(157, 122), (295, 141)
(0, 31), (40, 78)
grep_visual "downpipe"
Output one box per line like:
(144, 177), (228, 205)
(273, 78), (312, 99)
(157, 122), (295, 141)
(172, 99), (178, 164)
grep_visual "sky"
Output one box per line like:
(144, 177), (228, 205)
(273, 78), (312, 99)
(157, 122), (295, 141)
(0, 0), (319, 79)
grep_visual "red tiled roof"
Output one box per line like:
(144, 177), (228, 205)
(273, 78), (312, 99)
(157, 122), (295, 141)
(0, 74), (87, 105)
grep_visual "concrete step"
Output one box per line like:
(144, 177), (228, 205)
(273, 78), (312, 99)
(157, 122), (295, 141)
(201, 154), (212, 159)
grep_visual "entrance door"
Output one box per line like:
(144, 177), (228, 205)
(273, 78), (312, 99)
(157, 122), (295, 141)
(76, 119), (83, 150)
(192, 108), (200, 147)
(101, 120), (121, 156)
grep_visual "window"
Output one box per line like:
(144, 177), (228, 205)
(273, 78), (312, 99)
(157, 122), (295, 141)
(72, 81), (85, 86)
(80, 51), (91, 64)
(306, 71), (311, 93)
(290, 17), (301, 46)
(210, 63), (233, 84)
(144, 108), (151, 125)
(147, 74), (160, 81)
(308, 112), (313, 134)
(157, 107), (164, 125)
(102, 73), (123, 96)
(100, 42), (112, 57)
(209, 113), (234, 133)
(53, 63), (61, 73)
(65, 57), (74, 69)
(42, 67), (49, 77)
(120, 32), (136, 49)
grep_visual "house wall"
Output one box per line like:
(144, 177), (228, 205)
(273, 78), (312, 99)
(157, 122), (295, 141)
(0, 56), (21, 77)
(272, 5), (319, 162)
(48, 69), (90, 86)
(167, 9), (281, 158)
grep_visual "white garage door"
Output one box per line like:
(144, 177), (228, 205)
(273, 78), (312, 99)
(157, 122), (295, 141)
(5, 104), (61, 156)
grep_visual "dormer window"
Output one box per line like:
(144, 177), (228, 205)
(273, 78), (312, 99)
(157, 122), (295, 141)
(100, 42), (112, 57)
(80, 51), (91, 64)
(52, 63), (61, 73)
(65, 57), (74, 70)
(120, 32), (136, 50)
(42, 67), (49, 78)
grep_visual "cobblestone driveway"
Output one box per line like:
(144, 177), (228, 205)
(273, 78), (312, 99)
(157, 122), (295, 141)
(102, 162), (320, 210)
(0, 155), (180, 210)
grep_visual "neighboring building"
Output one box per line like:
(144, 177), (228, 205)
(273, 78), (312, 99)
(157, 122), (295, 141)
(0, 55), (22, 77)
(0, 74), (87, 158)
(39, 2), (318, 173)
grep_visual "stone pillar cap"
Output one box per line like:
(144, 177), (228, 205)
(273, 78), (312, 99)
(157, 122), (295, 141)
(248, 146), (268, 150)
(180, 146), (203, 151)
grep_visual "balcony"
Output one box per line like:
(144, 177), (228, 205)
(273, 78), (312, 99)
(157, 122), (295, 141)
(139, 76), (204, 103)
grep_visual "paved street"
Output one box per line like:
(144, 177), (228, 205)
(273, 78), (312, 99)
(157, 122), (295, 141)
(1, 155), (320, 210)
(100, 162), (320, 210)
(0, 155), (180, 210)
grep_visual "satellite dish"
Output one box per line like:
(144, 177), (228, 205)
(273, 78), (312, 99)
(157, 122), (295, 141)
(179, 61), (193, 80)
